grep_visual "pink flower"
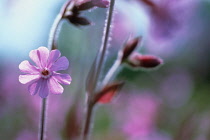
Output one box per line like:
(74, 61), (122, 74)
(19, 47), (72, 98)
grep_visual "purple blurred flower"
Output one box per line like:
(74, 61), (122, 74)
(137, 0), (197, 57)
(139, 0), (196, 40)
(19, 47), (72, 98)
(112, 92), (171, 140)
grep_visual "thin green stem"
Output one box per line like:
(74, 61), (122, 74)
(82, 0), (116, 139)
(91, 0), (116, 92)
(81, 102), (94, 140)
(102, 58), (121, 86)
(48, 14), (63, 50)
(39, 1), (72, 140)
(39, 98), (47, 140)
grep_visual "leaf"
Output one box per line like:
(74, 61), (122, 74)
(94, 81), (124, 104)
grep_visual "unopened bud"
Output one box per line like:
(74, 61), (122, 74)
(76, 0), (109, 11)
(65, 15), (91, 26)
(121, 37), (142, 61)
(92, 0), (109, 8)
(76, 1), (95, 11)
(128, 53), (163, 69)
(94, 81), (124, 104)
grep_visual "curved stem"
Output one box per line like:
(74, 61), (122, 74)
(39, 98), (47, 140)
(48, 0), (72, 50)
(48, 14), (63, 50)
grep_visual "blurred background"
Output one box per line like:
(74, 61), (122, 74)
(0, 0), (210, 139)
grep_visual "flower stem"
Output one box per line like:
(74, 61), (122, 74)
(81, 102), (94, 140)
(91, 0), (116, 91)
(48, 14), (63, 50)
(82, 0), (116, 139)
(39, 98), (47, 140)
(102, 58), (121, 86)
(38, 1), (72, 140)
(48, 0), (72, 50)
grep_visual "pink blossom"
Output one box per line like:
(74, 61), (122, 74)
(19, 47), (72, 98)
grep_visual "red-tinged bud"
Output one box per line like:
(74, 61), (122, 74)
(121, 37), (142, 61)
(65, 15), (91, 26)
(75, 0), (109, 11)
(92, 0), (109, 8)
(76, 2), (95, 11)
(128, 53), (163, 69)
(93, 81), (124, 104)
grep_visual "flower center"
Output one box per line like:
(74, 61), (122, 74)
(41, 70), (49, 76)
(41, 69), (51, 79)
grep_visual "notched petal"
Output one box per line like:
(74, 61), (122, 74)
(38, 80), (49, 98)
(50, 56), (69, 71)
(19, 60), (39, 74)
(49, 77), (64, 95)
(29, 46), (49, 68)
(19, 74), (40, 84)
(47, 49), (61, 68)
(53, 73), (72, 85)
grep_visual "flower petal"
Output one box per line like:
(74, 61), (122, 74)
(38, 79), (49, 98)
(19, 60), (39, 74)
(53, 73), (72, 85)
(28, 79), (41, 95)
(50, 56), (69, 71)
(47, 49), (61, 68)
(49, 77), (64, 94)
(28, 79), (49, 98)
(29, 47), (49, 68)
(19, 74), (40, 84)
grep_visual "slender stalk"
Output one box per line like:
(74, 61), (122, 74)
(48, 0), (72, 50)
(81, 102), (94, 140)
(82, 0), (116, 139)
(102, 58), (121, 86)
(39, 98), (47, 140)
(38, 1), (72, 139)
(48, 14), (63, 50)
(91, 0), (116, 91)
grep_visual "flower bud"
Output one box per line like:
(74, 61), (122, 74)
(75, 0), (109, 11)
(128, 53), (163, 69)
(92, 0), (109, 8)
(121, 37), (142, 62)
(93, 81), (124, 104)
(65, 15), (91, 26)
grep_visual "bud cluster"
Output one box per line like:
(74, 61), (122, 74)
(63, 0), (110, 26)
(119, 36), (163, 69)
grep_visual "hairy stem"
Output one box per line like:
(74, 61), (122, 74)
(48, 0), (72, 50)
(82, 0), (116, 139)
(91, 0), (116, 92)
(48, 14), (63, 50)
(39, 98), (47, 140)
